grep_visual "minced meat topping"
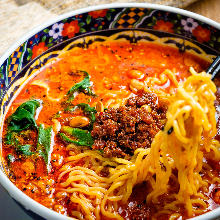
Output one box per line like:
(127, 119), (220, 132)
(91, 92), (168, 158)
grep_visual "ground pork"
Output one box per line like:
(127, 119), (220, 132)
(91, 92), (168, 158)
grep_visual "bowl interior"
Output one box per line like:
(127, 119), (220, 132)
(0, 4), (219, 220)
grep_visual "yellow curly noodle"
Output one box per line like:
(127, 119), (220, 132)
(144, 68), (179, 92)
(57, 68), (220, 220)
(142, 67), (218, 217)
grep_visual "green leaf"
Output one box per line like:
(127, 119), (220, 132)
(0, 69), (3, 80)
(68, 103), (97, 125)
(152, 16), (157, 24)
(27, 48), (32, 53)
(43, 29), (49, 33)
(47, 43), (53, 47)
(27, 48), (33, 60)
(6, 100), (41, 149)
(96, 18), (103, 21)
(78, 22), (84, 27)
(4, 132), (19, 145)
(49, 37), (53, 43)
(86, 15), (91, 24)
(7, 100), (41, 132)
(209, 42), (214, 47)
(37, 124), (53, 169)
(77, 103), (96, 123)
(16, 145), (33, 156)
(79, 28), (86, 33)
(211, 35), (216, 41)
(5, 132), (13, 145)
(67, 71), (95, 102)
(98, 25), (103, 30)
(60, 126), (93, 147)
(27, 54), (32, 61)
(42, 36), (46, 42)
(177, 14), (182, 19)
(106, 12), (111, 21)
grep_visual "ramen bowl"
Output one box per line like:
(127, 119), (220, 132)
(0, 3), (219, 220)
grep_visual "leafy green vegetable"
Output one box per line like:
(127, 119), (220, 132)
(5, 133), (12, 145)
(37, 124), (53, 169)
(68, 103), (97, 126)
(7, 100), (41, 132)
(60, 126), (94, 147)
(67, 71), (95, 101)
(5, 100), (41, 146)
(4, 132), (19, 145)
(59, 133), (77, 144)
(5, 131), (35, 157)
(16, 145), (33, 156)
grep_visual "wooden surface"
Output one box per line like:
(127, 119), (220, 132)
(186, 0), (220, 23)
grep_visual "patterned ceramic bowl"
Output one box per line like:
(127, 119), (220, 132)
(0, 3), (219, 220)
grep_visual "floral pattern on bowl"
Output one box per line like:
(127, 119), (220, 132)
(0, 7), (219, 100)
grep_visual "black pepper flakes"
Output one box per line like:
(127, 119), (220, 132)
(167, 127), (173, 135)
